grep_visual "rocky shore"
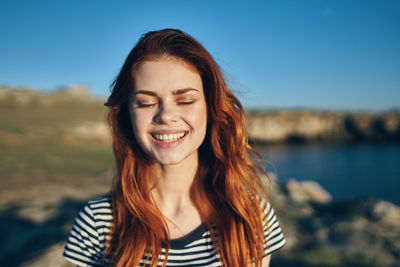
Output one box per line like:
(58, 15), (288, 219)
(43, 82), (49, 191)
(1, 178), (399, 267)
(268, 178), (400, 267)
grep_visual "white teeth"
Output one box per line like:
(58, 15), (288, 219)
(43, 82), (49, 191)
(153, 132), (186, 143)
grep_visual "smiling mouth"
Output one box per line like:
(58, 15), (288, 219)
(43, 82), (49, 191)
(151, 132), (188, 143)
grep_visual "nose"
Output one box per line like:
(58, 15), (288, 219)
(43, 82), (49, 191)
(154, 101), (178, 124)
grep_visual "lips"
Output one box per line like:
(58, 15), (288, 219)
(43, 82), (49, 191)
(151, 131), (188, 143)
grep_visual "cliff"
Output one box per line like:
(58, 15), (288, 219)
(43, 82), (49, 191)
(246, 109), (400, 143)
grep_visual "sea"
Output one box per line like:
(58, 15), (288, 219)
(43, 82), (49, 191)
(256, 142), (400, 204)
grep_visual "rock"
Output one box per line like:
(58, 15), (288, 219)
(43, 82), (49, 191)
(286, 179), (308, 203)
(315, 226), (330, 243)
(372, 200), (400, 226)
(300, 181), (332, 204)
(329, 217), (398, 265)
(286, 179), (332, 204)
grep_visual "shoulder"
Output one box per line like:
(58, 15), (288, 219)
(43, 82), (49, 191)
(63, 194), (113, 266)
(86, 194), (113, 219)
(78, 194), (113, 231)
(258, 197), (287, 256)
(76, 194), (113, 235)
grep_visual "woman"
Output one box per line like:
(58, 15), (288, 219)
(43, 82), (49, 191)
(63, 29), (285, 267)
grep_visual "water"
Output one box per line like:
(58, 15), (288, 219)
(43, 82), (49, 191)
(256, 142), (400, 204)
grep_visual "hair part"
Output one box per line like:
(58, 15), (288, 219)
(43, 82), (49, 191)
(104, 28), (268, 267)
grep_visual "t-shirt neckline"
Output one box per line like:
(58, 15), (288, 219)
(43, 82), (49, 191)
(169, 223), (207, 249)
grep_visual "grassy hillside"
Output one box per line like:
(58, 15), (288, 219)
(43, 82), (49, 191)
(0, 86), (117, 266)
(0, 86), (114, 203)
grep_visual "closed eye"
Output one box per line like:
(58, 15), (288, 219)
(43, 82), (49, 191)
(178, 101), (194, 105)
(136, 103), (157, 108)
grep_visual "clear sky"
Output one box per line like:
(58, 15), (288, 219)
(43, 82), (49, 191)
(1, 0), (399, 111)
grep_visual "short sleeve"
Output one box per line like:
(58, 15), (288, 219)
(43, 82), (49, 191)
(261, 200), (286, 256)
(63, 203), (107, 267)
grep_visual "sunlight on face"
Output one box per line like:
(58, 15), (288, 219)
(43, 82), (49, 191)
(129, 57), (207, 167)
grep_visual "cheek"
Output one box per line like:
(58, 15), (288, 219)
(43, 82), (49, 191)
(130, 110), (152, 138)
(187, 103), (207, 132)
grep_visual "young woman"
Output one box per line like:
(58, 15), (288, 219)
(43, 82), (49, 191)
(63, 29), (285, 267)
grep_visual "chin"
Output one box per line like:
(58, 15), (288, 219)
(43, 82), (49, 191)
(152, 150), (198, 167)
(154, 156), (187, 166)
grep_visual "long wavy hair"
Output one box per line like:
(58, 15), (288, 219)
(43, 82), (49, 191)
(104, 28), (268, 266)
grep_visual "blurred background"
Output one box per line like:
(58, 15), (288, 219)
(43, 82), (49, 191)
(1, 1), (399, 266)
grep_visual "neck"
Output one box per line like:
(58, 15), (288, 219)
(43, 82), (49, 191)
(152, 154), (198, 209)
(151, 153), (203, 239)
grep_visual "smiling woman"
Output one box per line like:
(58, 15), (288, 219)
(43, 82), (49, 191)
(130, 58), (207, 167)
(63, 29), (285, 267)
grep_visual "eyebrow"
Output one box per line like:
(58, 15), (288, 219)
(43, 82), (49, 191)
(172, 88), (200, 95)
(133, 88), (200, 96)
(133, 90), (157, 96)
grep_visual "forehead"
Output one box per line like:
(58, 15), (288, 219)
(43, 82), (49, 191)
(132, 57), (202, 92)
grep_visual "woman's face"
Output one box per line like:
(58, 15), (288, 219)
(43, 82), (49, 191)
(129, 57), (207, 167)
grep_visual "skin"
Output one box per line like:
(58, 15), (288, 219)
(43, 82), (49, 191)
(130, 56), (271, 266)
(130, 57), (206, 238)
(263, 255), (271, 267)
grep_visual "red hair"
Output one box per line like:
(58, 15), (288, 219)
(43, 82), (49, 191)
(104, 29), (268, 266)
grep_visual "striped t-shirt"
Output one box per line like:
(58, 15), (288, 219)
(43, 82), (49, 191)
(63, 195), (286, 266)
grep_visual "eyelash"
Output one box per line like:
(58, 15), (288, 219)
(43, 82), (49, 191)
(136, 103), (156, 108)
(136, 101), (194, 108)
(178, 101), (194, 105)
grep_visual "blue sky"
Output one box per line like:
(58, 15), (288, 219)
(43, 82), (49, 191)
(1, 0), (399, 110)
